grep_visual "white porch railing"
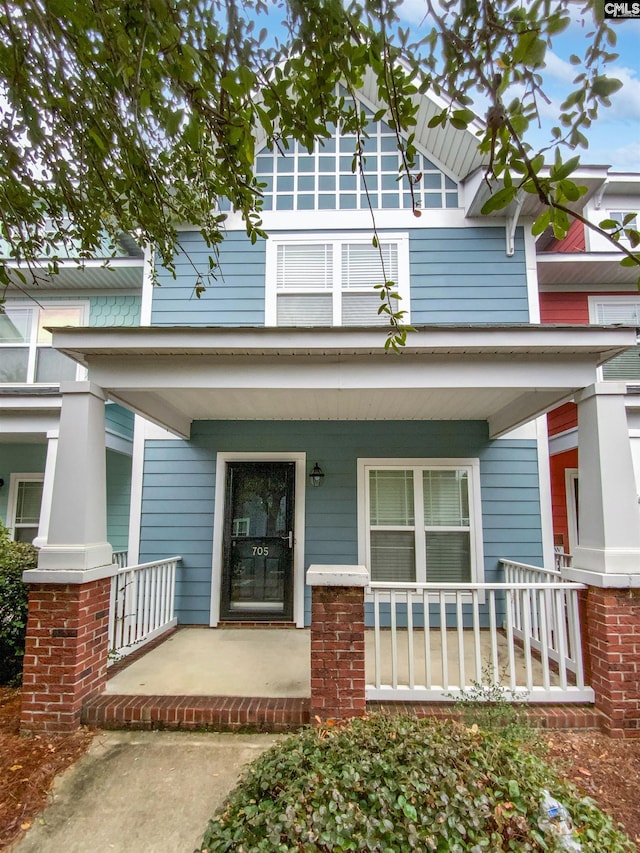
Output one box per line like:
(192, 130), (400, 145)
(367, 567), (593, 703)
(108, 556), (181, 663)
(112, 550), (129, 569)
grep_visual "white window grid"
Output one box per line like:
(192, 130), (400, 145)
(255, 115), (459, 213)
(359, 459), (484, 585)
(6, 473), (44, 542)
(588, 295), (640, 381)
(0, 301), (87, 384)
(265, 233), (410, 327)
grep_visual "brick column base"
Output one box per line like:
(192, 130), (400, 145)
(583, 587), (640, 738)
(21, 577), (111, 734)
(310, 586), (366, 721)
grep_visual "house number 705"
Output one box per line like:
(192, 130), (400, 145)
(252, 546), (269, 556)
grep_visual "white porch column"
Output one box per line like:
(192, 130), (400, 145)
(572, 383), (640, 580)
(34, 382), (112, 574)
(32, 430), (58, 549)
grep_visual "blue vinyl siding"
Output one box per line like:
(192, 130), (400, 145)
(410, 227), (529, 323)
(150, 226), (528, 326)
(151, 231), (266, 326)
(137, 421), (543, 626)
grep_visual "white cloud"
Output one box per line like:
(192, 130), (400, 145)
(605, 139), (640, 170)
(397, 0), (432, 26)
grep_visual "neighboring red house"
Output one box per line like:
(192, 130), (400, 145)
(538, 177), (640, 556)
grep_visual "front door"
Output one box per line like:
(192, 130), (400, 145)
(221, 461), (295, 621)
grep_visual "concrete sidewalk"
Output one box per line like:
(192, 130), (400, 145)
(12, 730), (282, 853)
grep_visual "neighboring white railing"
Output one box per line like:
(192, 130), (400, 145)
(554, 550), (573, 571)
(112, 550), (129, 569)
(108, 556), (180, 663)
(367, 573), (592, 703)
(501, 559), (583, 679)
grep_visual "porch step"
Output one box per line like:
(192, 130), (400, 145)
(367, 702), (605, 731)
(82, 694), (310, 732)
(83, 695), (604, 733)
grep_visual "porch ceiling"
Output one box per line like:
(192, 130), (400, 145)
(537, 253), (640, 287)
(51, 324), (636, 439)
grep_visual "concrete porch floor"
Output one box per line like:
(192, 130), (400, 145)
(107, 627), (312, 698)
(105, 625), (566, 698)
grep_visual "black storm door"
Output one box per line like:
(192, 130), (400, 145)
(221, 462), (295, 620)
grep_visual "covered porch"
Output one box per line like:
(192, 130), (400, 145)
(20, 324), (640, 734)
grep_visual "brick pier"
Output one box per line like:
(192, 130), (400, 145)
(21, 578), (112, 734)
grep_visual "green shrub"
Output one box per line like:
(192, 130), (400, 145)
(198, 715), (633, 853)
(0, 522), (37, 685)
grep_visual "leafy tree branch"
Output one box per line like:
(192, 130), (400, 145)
(0, 0), (638, 348)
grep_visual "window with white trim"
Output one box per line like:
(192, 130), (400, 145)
(266, 235), (409, 326)
(0, 303), (86, 383)
(361, 460), (483, 584)
(589, 296), (640, 381)
(7, 475), (44, 543)
(607, 211), (638, 235)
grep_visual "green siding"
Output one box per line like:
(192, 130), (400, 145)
(105, 403), (135, 441)
(602, 344), (640, 380)
(138, 421), (543, 626)
(106, 449), (132, 551)
(88, 294), (141, 327)
(0, 443), (130, 551)
(0, 444), (47, 526)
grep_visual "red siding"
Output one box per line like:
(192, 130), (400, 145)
(549, 448), (578, 553)
(543, 219), (585, 253)
(548, 403), (578, 436)
(539, 291), (590, 324)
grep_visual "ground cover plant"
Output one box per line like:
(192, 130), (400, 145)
(197, 714), (634, 853)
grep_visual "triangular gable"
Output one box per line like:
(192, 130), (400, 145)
(255, 105), (459, 213)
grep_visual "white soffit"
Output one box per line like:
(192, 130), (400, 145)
(537, 253), (639, 287)
(48, 324), (636, 438)
(4, 259), (143, 291)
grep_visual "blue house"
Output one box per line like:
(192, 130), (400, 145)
(9, 80), (640, 733)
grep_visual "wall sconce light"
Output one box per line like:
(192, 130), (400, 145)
(309, 462), (325, 488)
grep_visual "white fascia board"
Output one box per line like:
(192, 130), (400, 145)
(489, 390), (582, 438)
(549, 427), (578, 455)
(537, 252), (632, 265)
(0, 411), (60, 435)
(85, 353), (602, 392)
(50, 323), (637, 359)
(107, 390), (191, 439)
(105, 431), (134, 456)
(221, 207), (477, 232)
(5, 257), (144, 270)
(0, 393), (62, 411)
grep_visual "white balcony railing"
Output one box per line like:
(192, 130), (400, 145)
(112, 550), (129, 569)
(366, 565), (592, 703)
(108, 556), (181, 663)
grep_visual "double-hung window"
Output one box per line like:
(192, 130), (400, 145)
(7, 475), (44, 543)
(265, 234), (409, 327)
(589, 296), (640, 381)
(0, 303), (86, 384)
(360, 459), (483, 584)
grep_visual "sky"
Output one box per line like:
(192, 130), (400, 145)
(396, 1), (640, 171)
